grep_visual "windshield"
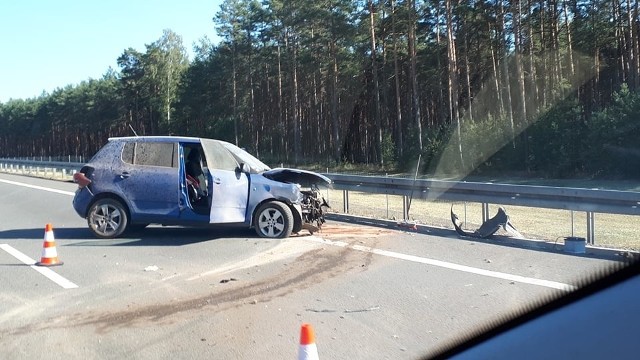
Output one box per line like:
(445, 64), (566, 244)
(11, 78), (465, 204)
(220, 141), (271, 173)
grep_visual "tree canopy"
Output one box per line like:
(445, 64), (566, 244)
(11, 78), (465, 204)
(1, 1), (639, 178)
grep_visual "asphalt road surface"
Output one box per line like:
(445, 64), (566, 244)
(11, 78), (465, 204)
(0, 173), (619, 359)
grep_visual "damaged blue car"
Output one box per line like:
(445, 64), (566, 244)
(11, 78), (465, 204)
(72, 136), (330, 239)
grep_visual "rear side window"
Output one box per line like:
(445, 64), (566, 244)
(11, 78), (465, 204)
(122, 143), (134, 164)
(121, 142), (177, 168)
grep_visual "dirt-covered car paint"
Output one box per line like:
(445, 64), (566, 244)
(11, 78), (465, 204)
(72, 136), (330, 239)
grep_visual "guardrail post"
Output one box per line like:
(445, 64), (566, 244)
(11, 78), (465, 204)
(481, 203), (490, 223)
(402, 196), (409, 221)
(586, 212), (595, 245)
(385, 173), (389, 219)
(343, 190), (349, 214)
(570, 210), (575, 237)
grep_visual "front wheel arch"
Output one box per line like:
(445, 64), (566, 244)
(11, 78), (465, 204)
(292, 211), (303, 234)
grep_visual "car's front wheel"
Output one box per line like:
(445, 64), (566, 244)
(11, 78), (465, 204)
(254, 201), (293, 238)
(87, 198), (128, 238)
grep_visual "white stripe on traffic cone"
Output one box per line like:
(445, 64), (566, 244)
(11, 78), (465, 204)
(298, 323), (319, 360)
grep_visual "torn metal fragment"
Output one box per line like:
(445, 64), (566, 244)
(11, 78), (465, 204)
(451, 205), (523, 239)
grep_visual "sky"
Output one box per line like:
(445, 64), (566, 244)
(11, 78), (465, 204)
(0, 0), (222, 103)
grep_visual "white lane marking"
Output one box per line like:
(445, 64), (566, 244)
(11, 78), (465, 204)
(0, 244), (79, 289)
(0, 178), (75, 196)
(0, 177), (575, 291)
(305, 237), (577, 292)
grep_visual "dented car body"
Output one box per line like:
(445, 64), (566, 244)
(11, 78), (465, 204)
(72, 136), (330, 239)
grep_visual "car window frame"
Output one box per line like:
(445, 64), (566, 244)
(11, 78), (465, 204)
(121, 141), (178, 168)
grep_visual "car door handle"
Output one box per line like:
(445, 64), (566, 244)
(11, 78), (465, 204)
(213, 177), (221, 184)
(120, 171), (130, 179)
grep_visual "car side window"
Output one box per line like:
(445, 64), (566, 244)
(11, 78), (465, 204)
(122, 142), (134, 164)
(121, 142), (177, 168)
(202, 140), (239, 171)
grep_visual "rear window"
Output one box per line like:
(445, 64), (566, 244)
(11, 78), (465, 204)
(122, 142), (177, 168)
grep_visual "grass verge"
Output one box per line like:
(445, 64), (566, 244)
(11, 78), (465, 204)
(322, 189), (640, 251)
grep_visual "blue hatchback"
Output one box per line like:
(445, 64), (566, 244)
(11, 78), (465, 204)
(72, 136), (330, 239)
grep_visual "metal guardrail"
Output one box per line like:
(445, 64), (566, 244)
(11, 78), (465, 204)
(328, 174), (640, 216)
(2, 158), (639, 244)
(324, 174), (640, 245)
(0, 159), (82, 180)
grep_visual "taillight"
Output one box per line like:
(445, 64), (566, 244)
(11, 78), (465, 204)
(73, 172), (92, 188)
(74, 166), (94, 189)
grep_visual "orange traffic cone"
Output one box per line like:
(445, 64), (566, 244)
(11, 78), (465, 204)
(298, 323), (319, 360)
(35, 223), (63, 266)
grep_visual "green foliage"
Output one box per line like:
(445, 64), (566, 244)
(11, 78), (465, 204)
(381, 132), (396, 166)
(587, 84), (640, 177)
(2, 1), (640, 181)
(525, 98), (585, 177)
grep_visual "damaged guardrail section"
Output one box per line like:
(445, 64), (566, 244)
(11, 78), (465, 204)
(327, 173), (640, 244)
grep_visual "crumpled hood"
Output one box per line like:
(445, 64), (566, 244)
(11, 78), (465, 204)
(262, 168), (332, 188)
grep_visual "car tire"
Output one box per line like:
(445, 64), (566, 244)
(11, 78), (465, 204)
(292, 217), (303, 234)
(254, 201), (293, 238)
(87, 198), (129, 238)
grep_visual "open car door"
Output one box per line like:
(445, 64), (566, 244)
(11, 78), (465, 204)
(200, 139), (249, 224)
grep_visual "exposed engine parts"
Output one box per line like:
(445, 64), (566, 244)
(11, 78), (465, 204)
(299, 185), (330, 234)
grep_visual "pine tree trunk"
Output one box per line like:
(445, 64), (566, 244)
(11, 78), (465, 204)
(392, 0), (403, 157)
(330, 39), (341, 163)
(408, 0), (423, 151)
(540, 0), (548, 108)
(446, 0), (463, 169)
(292, 41), (301, 165)
(627, 0), (637, 88)
(232, 46), (238, 145)
(489, 25), (504, 116)
(500, 0), (516, 147)
(563, 0), (575, 77)
(277, 42), (285, 161)
(514, 0), (529, 169)
(369, 0), (383, 165)
(528, 0), (539, 111)
(635, 0), (640, 89)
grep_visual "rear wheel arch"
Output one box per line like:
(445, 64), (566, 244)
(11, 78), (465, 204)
(87, 197), (130, 238)
(86, 193), (131, 220)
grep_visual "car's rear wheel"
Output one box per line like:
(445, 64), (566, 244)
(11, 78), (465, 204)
(87, 198), (128, 238)
(254, 201), (293, 238)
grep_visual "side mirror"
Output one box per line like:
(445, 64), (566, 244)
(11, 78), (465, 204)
(236, 163), (251, 174)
